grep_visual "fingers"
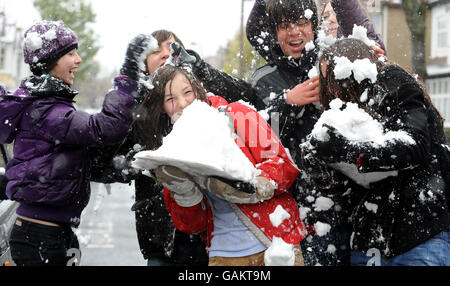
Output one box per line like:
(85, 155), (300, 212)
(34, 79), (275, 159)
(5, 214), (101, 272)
(371, 43), (387, 60)
(286, 77), (321, 106)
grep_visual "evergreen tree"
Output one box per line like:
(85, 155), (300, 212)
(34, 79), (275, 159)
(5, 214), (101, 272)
(33, 0), (100, 82)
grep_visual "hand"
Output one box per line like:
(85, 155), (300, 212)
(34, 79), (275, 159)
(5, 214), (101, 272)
(286, 76), (320, 106)
(155, 165), (203, 207)
(300, 143), (338, 189)
(309, 124), (354, 163)
(168, 42), (199, 67)
(120, 34), (158, 81)
(371, 42), (387, 61)
(254, 176), (275, 200)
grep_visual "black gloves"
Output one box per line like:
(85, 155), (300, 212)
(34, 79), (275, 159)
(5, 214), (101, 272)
(300, 145), (340, 189)
(168, 42), (199, 67)
(308, 124), (360, 164)
(308, 124), (417, 173)
(120, 34), (158, 81)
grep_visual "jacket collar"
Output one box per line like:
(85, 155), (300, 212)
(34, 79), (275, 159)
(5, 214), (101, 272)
(269, 41), (318, 77)
(20, 75), (79, 101)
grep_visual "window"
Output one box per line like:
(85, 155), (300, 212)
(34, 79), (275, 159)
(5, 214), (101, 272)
(0, 46), (5, 70)
(437, 17), (448, 49)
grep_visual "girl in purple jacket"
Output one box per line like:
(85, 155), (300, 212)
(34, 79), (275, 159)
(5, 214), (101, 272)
(0, 20), (156, 266)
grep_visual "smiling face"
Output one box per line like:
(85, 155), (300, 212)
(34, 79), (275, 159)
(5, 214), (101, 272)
(49, 48), (82, 88)
(145, 35), (176, 75)
(276, 18), (314, 59)
(321, 2), (338, 38)
(163, 72), (196, 119)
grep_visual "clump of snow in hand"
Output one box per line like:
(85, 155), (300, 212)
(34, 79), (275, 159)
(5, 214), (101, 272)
(333, 56), (378, 83)
(264, 236), (296, 266)
(132, 100), (259, 182)
(269, 205), (291, 227)
(310, 98), (416, 187)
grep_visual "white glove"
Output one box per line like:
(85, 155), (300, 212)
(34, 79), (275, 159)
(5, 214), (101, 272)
(155, 165), (203, 207)
(254, 176), (275, 201)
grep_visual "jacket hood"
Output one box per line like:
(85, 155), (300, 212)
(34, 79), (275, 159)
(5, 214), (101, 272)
(0, 75), (78, 144)
(0, 89), (34, 144)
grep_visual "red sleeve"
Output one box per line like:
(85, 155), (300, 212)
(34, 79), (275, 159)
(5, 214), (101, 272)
(163, 188), (209, 234)
(226, 102), (300, 195)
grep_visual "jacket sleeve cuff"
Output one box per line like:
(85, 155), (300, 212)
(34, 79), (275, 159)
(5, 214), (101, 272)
(114, 75), (138, 96)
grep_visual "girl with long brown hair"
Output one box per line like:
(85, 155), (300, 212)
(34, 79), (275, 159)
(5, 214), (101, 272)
(303, 38), (450, 266)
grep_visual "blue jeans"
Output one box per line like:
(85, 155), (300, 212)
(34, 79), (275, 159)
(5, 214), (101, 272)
(147, 257), (178, 266)
(351, 229), (450, 266)
(301, 225), (351, 266)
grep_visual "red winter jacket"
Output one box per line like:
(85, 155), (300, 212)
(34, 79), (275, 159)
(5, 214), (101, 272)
(164, 95), (306, 249)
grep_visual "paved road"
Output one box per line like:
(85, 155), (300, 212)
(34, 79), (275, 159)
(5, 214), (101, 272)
(76, 182), (146, 266)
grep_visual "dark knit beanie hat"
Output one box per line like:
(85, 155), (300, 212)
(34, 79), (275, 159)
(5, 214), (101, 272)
(23, 20), (78, 75)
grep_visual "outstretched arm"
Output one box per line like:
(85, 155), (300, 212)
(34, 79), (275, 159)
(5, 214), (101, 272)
(246, 0), (275, 62)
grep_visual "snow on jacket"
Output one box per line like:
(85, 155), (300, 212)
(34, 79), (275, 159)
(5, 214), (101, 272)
(164, 95), (305, 249)
(0, 74), (136, 226)
(309, 65), (450, 258)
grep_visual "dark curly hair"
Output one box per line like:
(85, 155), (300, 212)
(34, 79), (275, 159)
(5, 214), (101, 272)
(266, 0), (319, 36)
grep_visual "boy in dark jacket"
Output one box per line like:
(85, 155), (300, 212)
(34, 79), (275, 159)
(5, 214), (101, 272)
(0, 20), (156, 266)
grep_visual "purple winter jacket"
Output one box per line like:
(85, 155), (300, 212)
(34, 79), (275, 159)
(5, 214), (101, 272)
(0, 75), (137, 226)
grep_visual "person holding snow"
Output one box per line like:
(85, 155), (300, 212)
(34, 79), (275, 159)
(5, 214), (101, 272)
(0, 20), (156, 266)
(94, 29), (265, 266)
(302, 37), (450, 266)
(239, 0), (387, 266)
(93, 30), (211, 267)
(134, 65), (306, 266)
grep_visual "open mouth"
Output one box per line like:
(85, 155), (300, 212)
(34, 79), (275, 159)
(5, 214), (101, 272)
(288, 39), (305, 51)
(69, 68), (78, 79)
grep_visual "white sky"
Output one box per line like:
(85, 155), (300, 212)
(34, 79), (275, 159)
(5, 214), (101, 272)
(1, 0), (255, 76)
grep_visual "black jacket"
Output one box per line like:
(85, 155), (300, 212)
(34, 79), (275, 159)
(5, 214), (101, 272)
(246, 0), (345, 236)
(309, 65), (450, 258)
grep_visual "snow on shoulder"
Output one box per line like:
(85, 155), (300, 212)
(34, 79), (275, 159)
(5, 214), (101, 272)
(309, 99), (415, 188)
(132, 100), (259, 182)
